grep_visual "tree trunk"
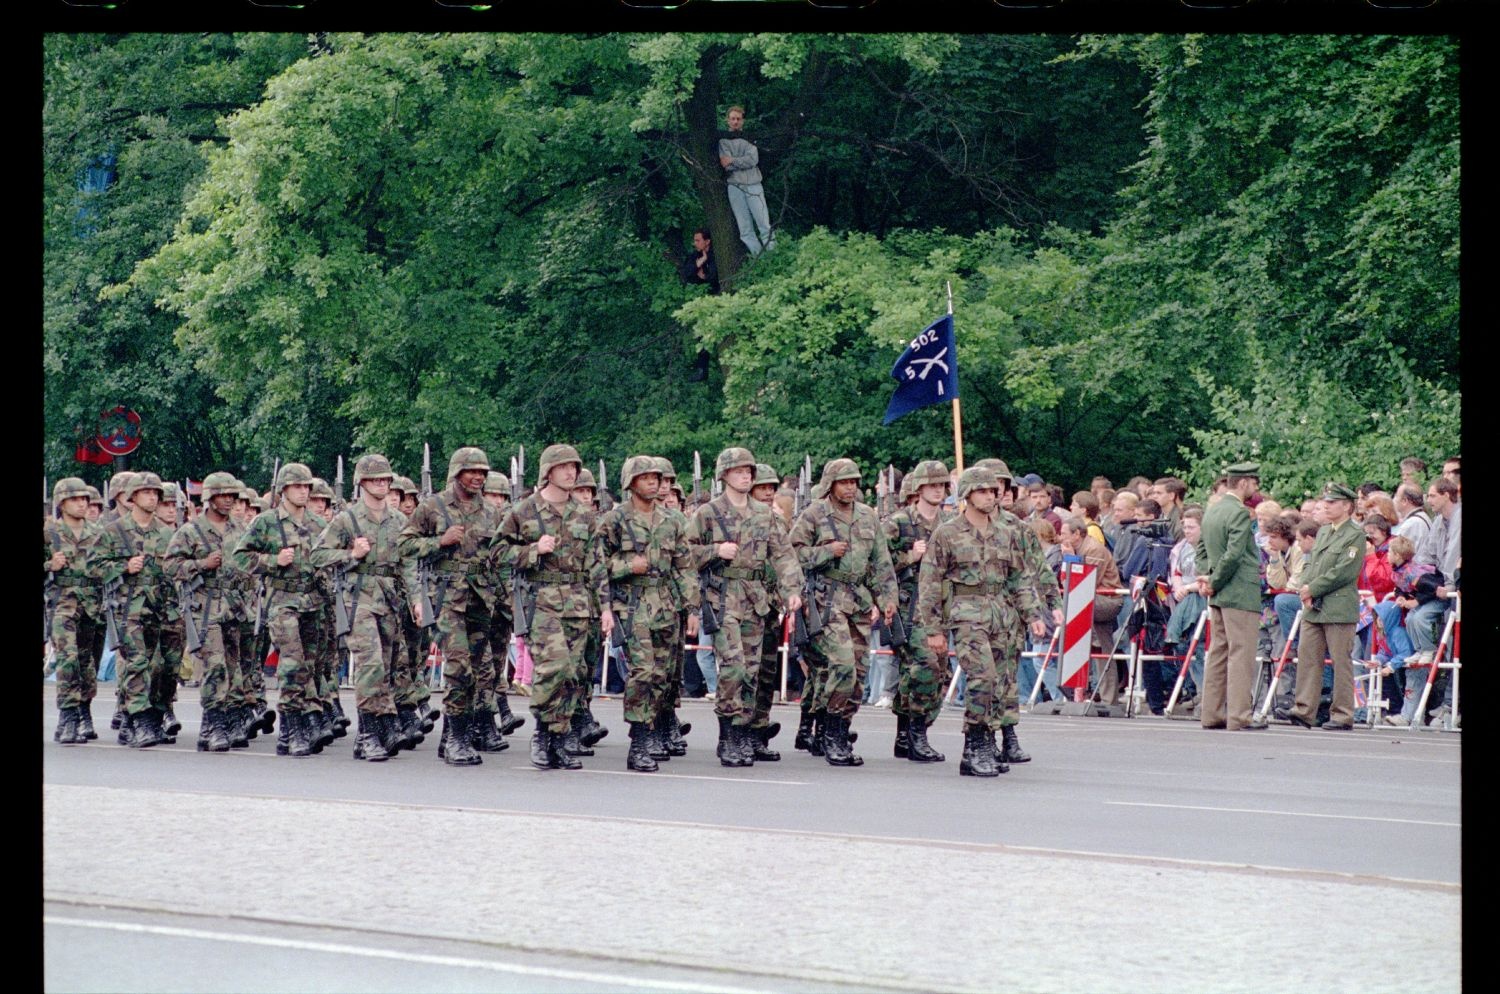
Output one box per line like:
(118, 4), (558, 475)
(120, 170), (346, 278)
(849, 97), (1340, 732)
(682, 45), (744, 290)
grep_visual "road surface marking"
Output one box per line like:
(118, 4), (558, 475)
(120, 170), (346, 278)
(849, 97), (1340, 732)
(1106, 801), (1459, 828)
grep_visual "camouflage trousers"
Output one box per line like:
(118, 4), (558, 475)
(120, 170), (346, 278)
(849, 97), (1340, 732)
(393, 602), (431, 709)
(118, 598), (182, 717)
(894, 621), (950, 724)
(436, 594), (497, 718)
(50, 594), (100, 710)
(527, 610), (589, 733)
(267, 606), (323, 714)
(579, 620), (604, 708)
(481, 603), (514, 700)
(753, 611), (785, 729)
(346, 603), (399, 716)
(712, 611), (769, 725)
(619, 617), (677, 725)
(228, 618), (264, 709)
(998, 644), (1024, 727)
(191, 621), (232, 710)
(807, 608), (872, 720)
(952, 620), (1021, 731)
(313, 603), (339, 711)
(664, 610), (688, 711)
(149, 615), (185, 713)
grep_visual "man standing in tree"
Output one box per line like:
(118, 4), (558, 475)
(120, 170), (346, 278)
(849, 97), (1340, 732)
(719, 105), (774, 256)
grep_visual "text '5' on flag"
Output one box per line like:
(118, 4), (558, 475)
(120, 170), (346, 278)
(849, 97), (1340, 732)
(883, 314), (958, 425)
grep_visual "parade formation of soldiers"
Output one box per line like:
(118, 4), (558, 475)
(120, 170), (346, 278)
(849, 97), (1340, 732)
(45, 445), (1063, 779)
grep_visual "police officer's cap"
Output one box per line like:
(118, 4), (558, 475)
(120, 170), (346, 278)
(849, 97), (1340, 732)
(1223, 461), (1261, 478)
(1321, 481), (1357, 502)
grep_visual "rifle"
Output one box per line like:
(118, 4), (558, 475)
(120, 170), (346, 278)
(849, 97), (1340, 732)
(414, 442), (444, 634)
(599, 459), (608, 502)
(175, 479), (188, 523)
(511, 569), (536, 640)
(692, 451), (702, 506)
(102, 575), (124, 653)
(516, 445), (526, 500)
(178, 573), (209, 653)
(421, 443), (433, 500)
(331, 512), (365, 653)
(44, 524), (61, 648)
(43, 476), (50, 520)
(269, 457), (282, 509)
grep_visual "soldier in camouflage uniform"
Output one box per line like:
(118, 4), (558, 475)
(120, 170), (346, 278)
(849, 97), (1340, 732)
(165, 472), (246, 752)
(230, 483), (276, 739)
(47, 478), (102, 745)
(496, 443), (599, 770)
(593, 455), (700, 772)
(305, 478), (350, 738)
(477, 471), (526, 742)
(916, 467), (1047, 777)
(568, 468), (610, 753)
(85, 486), (104, 523)
(309, 454), (417, 761)
(93, 472), (183, 747)
(883, 460), (955, 764)
(789, 459), (897, 766)
(650, 457), (693, 755)
(99, 471), (135, 527)
(748, 463), (789, 761)
(686, 447), (804, 768)
(230, 462), (331, 758)
(400, 447), (504, 767)
(387, 474), (435, 732)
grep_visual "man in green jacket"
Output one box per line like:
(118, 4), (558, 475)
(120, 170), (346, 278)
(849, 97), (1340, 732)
(1194, 462), (1266, 731)
(1287, 482), (1364, 730)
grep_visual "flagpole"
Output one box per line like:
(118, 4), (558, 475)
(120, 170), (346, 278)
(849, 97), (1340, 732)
(947, 281), (964, 476)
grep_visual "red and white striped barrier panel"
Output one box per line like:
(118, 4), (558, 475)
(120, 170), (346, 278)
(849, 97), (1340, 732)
(1058, 561), (1097, 690)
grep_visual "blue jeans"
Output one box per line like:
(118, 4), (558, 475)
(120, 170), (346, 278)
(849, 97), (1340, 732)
(1018, 638), (1062, 703)
(696, 646), (718, 695)
(1406, 598), (1447, 654)
(865, 643), (897, 703)
(727, 183), (774, 255)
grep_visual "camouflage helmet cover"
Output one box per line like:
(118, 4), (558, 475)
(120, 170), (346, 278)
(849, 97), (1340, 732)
(52, 477), (91, 505)
(276, 462), (314, 491)
(483, 472), (511, 496)
(109, 472), (140, 502)
(656, 458), (677, 481)
(537, 444), (582, 487)
(715, 447), (756, 480)
(447, 446), (491, 482)
(574, 468), (596, 490)
(124, 471), (165, 500)
(621, 455), (661, 493)
(957, 466), (1001, 501)
(391, 476), (417, 495)
(972, 458), (1013, 484)
(309, 478), (334, 500)
(909, 460), (951, 489)
(753, 463), (780, 488)
(159, 482), (181, 502)
(85, 485), (103, 506)
(201, 471), (240, 500)
(820, 458), (862, 485)
(899, 473), (919, 502)
(354, 453), (395, 487)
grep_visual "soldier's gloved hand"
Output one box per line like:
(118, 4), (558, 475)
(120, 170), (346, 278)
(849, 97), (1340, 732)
(276, 547), (295, 567)
(351, 536), (373, 560)
(629, 554), (649, 575)
(537, 534), (558, 555)
(827, 540), (849, 558)
(926, 633), (947, 655)
(440, 525), (466, 548)
(127, 555), (145, 574)
(910, 540), (927, 560)
(600, 610), (615, 637)
(718, 541), (738, 561)
(201, 550), (223, 571)
(49, 552), (69, 571)
(786, 593), (803, 613)
(686, 612), (700, 637)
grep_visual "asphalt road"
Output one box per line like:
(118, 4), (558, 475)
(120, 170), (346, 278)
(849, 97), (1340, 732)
(43, 686), (1462, 993)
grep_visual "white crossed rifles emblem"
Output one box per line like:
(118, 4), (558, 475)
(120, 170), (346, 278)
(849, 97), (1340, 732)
(906, 347), (950, 395)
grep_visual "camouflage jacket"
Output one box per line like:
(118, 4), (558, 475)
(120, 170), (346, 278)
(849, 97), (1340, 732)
(496, 493), (597, 620)
(756, 504), (791, 611)
(1003, 508), (1063, 615)
(592, 500), (698, 630)
(94, 513), (178, 619)
(687, 494), (803, 621)
(312, 502), (415, 617)
(884, 504), (952, 610)
(789, 499), (898, 618)
(45, 518), (101, 617)
(401, 487), (502, 613)
(230, 505), (327, 612)
(915, 511), (1044, 632)
(164, 514), (239, 626)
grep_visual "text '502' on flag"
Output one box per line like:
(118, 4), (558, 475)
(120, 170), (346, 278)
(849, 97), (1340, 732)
(883, 314), (959, 425)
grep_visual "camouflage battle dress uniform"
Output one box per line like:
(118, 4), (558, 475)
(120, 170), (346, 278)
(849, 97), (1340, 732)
(229, 483), (274, 737)
(93, 473), (185, 748)
(916, 467), (1044, 777)
(685, 448), (804, 768)
(883, 460), (954, 763)
(591, 455), (699, 772)
(47, 479), (102, 745)
(399, 447), (504, 767)
(789, 459), (897, 766)
(653, 457), (693, 754)
(388, 475), (436, 727)
(750, 463), (790, 761)
(477, 472), (526, 742)
(496, 444), (598, 770)
(230, 463), (333, 758)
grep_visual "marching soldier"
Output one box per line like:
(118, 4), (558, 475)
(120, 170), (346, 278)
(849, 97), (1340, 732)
(883, 460), (954, 764)
(789, 459), (897, 766)
(593, 455), (700, 771)
(47, 478), (102, 744)
(479, 472), (526, 742)
(387, 474), (436, 734)
(100, 471), (135, 527)
(400, 447), (505, 766)
(310, 454), (414, 761)
(230, 462), (331, 758)
(686, 447), (804, 768)
(230, 483), (276, 740)
(653, 457), (693, 755)
(916, 467), (1046, 778)
(1287, 482), (1365, 731)
(496, 444), (599, 770)
(306, 478), (349, 738)
(749, 462), (788, 760)
(85, 486), (104, 523)
(569, 468), (610, 752)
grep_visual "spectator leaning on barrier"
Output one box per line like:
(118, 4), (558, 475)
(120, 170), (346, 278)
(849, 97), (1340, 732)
(1405, 477), (1460, 678)
(1165, 506), (1208, 709)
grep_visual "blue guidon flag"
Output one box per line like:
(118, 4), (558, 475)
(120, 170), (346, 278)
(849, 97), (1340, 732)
(883, 314), (959, 425)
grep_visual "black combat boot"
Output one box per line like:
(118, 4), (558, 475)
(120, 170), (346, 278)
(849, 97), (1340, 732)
(327, 703), (348, 739)
(564, 712), (595, 757)
(377, 713), (406, 756)
(78, 702), (98, 741)
(548, 724), (582, 769)
(579, 705), (608, 748)
(529, 726), (552, 769)
(806, 710), (826, 757)
(224, 707), (249, 748)
(253, 704), (276, 735)
(496, 693), (525, 736)
(716, 714), (735, 766)
(906, 714), (945, 763)
(626, 722), (658, 772)
(894, 713), (910, 758)
(331, 697), (351, 731)
(110, 708), (124, 731)
(959, 725), (997, 777)
(420, 702), (439, 735)
(353, 712), (390, 762)
(396, 705), (425, 747)
(750, 726), (781, 762)
(794, 707), (816, 752)
(288, 712), (314, 758)
(115, 711), (134, 746)
(471, 709), (509, 753)
(1000, 725), (1030, 764)
(55, 707), (80, 745)
(733, 722), (756, 766)
(663, 710), (688, 755)
(275, 710), (294, 755)
(987, 728), (1010, 774)
(200, 708), (232, 752)
(675, 712), (691, 738)
(440, 713), (482, 766)
(129, 709), (167, 749)
(162, 707), (182, 738)
(645, 713), (671, 761)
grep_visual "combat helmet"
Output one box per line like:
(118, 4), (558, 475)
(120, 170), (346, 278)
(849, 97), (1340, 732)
(715, 447), (756, 480)
(354, 453), (395, 487)
(109, 472), (140, 504)
(820, 458), (862, 486)
(537, 444), (582, 488)
(201, 471), (240, 500)
(957, 466), (1001, 501)
(899, 473), (918, 503)
(753, 463), (780, 488)
(621, 455), (661, 493)
(391, 476), (417, 496)
(447, 446), (491, 482)
(309, 478), (334, 501)
(52, 477), (91, 507)
(574, 468), (597, 491)
(85, 485), (104, 507)
(908, 460), (951, 490)
(483, 472), (511, 496)
(972, 458), (1012, 485)
(657, 458), (677, 481)
(160, 481), (181, 504)
(276, 462), (314, 491)
(124, 471), (165, 500)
